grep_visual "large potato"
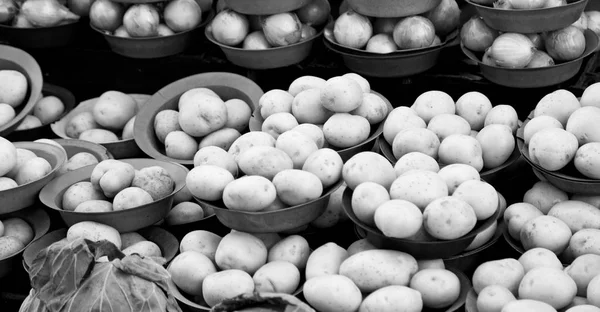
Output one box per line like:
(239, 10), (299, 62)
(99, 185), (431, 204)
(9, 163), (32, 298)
(131, 166), (174, 201)
(529, 128), (579, 171)
(222, 175), (277, 211)
(520, 216), (572, 255)
(165, 130), (198, 160)
(565, 254), (600, 296)
(359, 285), (423, 312)
(394, 152), (439, 177)
(202, 269), (255, 307)
(304, 275), (362, 312)
(305, 242), (348, 280)
(453, 180), (498, 220)
(74, 200), (113, 213)
(253, 260), (300, 294)
(228, 132), (276, 162)
(518, 267), (577, 310)
(0, 70), (27, 107)
(323, 113), (370, 148)
(154, 109), (181, 144)
(504, 203), (544, 240)
(484, 105), (519, 134)
(186, 165), (235, 201)
(193, 146), (238, 177)
(15, 157), (52, 185)
(455, 91), (492, 131)
(178, 89), (228, 137)
(411, 90), (455, 124)
(374, 199), (423, 239)
(382, 107), (426, 144)
(34, 96), (64, 125)
(90, 160), (136, 198)
(342, 152), (396, 190)
(6, 148), (36, 179)
(534, 89), (581, 126)
(472, 258), (525, 295)
(476, 285), (517, 312)
(438, 134), (484, 172)
(320, 76), (363, 113)
(215, 231), (267, 274)
(339, 249), (418, 292)
(180, 230), (222, 262)
(423, 196), (477, 240)
(477, 124), (515, 169)
(575, 143), (600, 179)
(501, 299), (557, 312)
(548, 200), (600, 232)
(259, 89), (294, 119)
(1, 218), (34, 245)
(58, 152), (99, 176)
(262, 112), (299, 139)
(518, 247), (563, 273)
(79, 129), (119, 144)
(566, 107), (600, 145)
(390, 170), (449, 211)
(0, 236), (25, 259)
(275, 130), (318, 168)
(569, 229), (600, 258)
(351, 182), (390, 226)
(288, 75), (326, 96)
(92, 91), (137, 130)
(427, 114), (471, 142)
(437, 163), (480, 194)
(302, 148), (343, 188)
(272, 169), (323, 206)
(62, 181), (107, 211)
(198, 128), (241, 151)
(169, 251), (217, 296)
(66, 112), (99, 139)
(224, 99), (251, 132)
(392, 127), (440, 159)
(347, 239), (376, 256)
(112, 187), (154, 210)
(523, 181), (568, 214)
(268, 235), (311, 269)
(237, 146), (293, 180)
(350, 93), (389, 125)
(292, 124), (325, 148)
(291, 88), (333, 124)
(523, 115), (563, 145)
(66, 221), (121, 249)
(122, 241), (162, 258)
(409, 269), (461, 309)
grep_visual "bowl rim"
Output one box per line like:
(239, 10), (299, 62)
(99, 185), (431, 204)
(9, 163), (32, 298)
(12, 82), (76, 133)
(38, 158), (189, 216)
(465, 0), (587, 13)
(0, 19), (79, 30)
(52, 138), (114, 160)
(0, 206), (50, 262)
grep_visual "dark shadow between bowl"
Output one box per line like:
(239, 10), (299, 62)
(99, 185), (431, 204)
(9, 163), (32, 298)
(0, 21), (79, 49)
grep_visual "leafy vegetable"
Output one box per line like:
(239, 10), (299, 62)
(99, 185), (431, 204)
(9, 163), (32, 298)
(210, 292), (315, 312)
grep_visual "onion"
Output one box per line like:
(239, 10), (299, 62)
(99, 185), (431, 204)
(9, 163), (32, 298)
(333, 10), (372, 49)
(123, 4), (160, 37)
(393, 16), (436, 49)
(431, 35), (442, 46)
(493, 0), (512, 9)
(545, 26), (586, 62)
(90, 0), (124, 32)
(0, 0), (17, 23)
(157, 24), (175, 36)
(21, 0), (79, 27)
(543, 0), (566, 8)
(12, 13), (33, 28)
(210, 9), (249, 46)
(114, 25), (129, 37)
(526, 33), (544, 50)
(262, 13), (302, 47)
(505, 0), (546, 9)
(460, 16), (499, 52)
(572, 12), (588, 32)
(373, 17), (400, 35)
(482, 49), (496, 66)
(526, 50), (555, 68)
(164, 0), (202, 33)
(67, 0), (94, 17)
(587, 11), (600, 37)
(488, 33), (536, 68)
(243, 30), (271, 50)
(300, 24), (317, 40)
(427, 0), (461, 37)
(295, 0), (330, 27)
(366, 34), (397, 54)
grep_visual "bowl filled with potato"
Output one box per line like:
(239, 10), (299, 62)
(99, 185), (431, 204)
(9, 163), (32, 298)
(0, 206), (50, 278)
(51, 91), (151, 159)
(38, 158), (188, 233)
(0, 44), (44, 137)
(53, 139), (113, 176)
(0, 139), (68, 214)
(134, 72), (263, 167)
(249, 73), (392, 162)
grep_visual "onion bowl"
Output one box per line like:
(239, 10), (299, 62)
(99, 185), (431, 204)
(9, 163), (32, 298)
(0, 20), (79, 49)
(347, 0), (442, 18)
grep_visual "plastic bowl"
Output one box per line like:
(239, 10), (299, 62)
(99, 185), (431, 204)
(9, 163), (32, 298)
(0, 21), (79, 49)
(7, 83), (76, 142)
(0, 142), (67, 215)
(0, 44), (43, 137)
(51, 93), (151, 159)
(466, 0), (588, 33)
(347, 0), (442, 18)
(91, 10), (214, 59)
(38, 158), (189, 233)
(342, 187), (501, 259)
(461, 29), (599, 89)
(53, 138), (113, 162)
(134, 72), (263, 166)
(0, 206), (50, 279)
(196, 179), (344, 233)
(223, 0), (309, 15)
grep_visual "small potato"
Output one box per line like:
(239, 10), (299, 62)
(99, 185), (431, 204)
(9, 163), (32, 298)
(259, 89), (294, 119)
(131, 166), (175, 200)
(14, 157), (52, 185)
(215, 231), (267, 274)
(223, 175), (276, 211)
(424, 196), (477, 240)
(62, 181), (107, 211)
(477, 124), (515, 169)
(16, 115), (42, 130)
(237, 146), (293, 180)
(310, 183), (347, 229)
(6, 148), (37, 179)
(347, 239), (376, 256)
(548, 200), (600, 232)
(1, 218), (33, 245)
(74, 200), (113, 213)
(198, 128), (241, 151)
(253, 260), (300, 294)
(484, 104), (519, 134)
(224, 99), (251, 132)
(438, 134), (485, 172)
(120, 232), (147, 249)
(302, 148), (343, 188)
(92, 91), (137, 130)
(437, 163), (480, 194)
(291, 88), (333, 124)
(121, 116), (135, 140)
(427, 114), (471, 142)
(392, 127), (440, 159)
(66, 112), (99, 139)
(523, 181), (568, 214)
(268, 235), (311, 269)
(178, 89), (228, 137)
(410, 269), (461, 309)
(455, 91), (493, 131)
(321, 76), (363, 113)
(66, 221), (121, 249)
(193, 146), (238, 177)
(304, 275), (362, 312)
(569, 229), (600, 258)
(518, 247), (563, 273)
(288, 75), (326, 97)
(476, 285), (517, 312)
(453, 180), (499, 220)
(112, 187), (154, 210)
(0, 177), (17, 191)
(79, 129), (119, 144)
(180, 230), (222, 262)
(58, 152), (99, 175)
(411, 90), (455, 124)
(186, 165), (234, 201)
(504, 203), (544, 241)
(0, 236), (25, 259)
(382, 106), (426, 144)
(342, 152), (396, 190)
(272, 169), (323, 206)
(518, 267), (577, 310)
(228, 132), (276, 162)
(165, 202), (205, 226)
(351, 181), (391, 226)
(122, 241), (162, 258)
(91, 160), (136, 198)
(323, 113), (370, 148)
(394, 152), (440, 177)
(359, 285), (423, 312)
(276, 130), (318, 169)
(169, 251), (217, 296)
(520, 215), (572, 255)
(565, 254), (600, 296)
(154, 110), (182, 144)
(374, 199), (423, 239)
(292, 124), (325, 148)
(472, 258), (525, 295)
(305, 242), (348, 280)
(390, 170), (449, 211)
(350, 93), (389, 125)
(165, 130), (198, 160)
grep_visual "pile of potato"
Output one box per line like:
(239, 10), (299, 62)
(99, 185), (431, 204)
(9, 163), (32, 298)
(0, 70), (28, 128)
(0, 137), (53, 191)
(383, 90), (519, 172)
(524, 84), (600, 179)
(152, 88), (252, 160)
(0, 217), (34, 259)
(471, 249), (600, 311)
(258, 73), (389, 150)
(16, 94), (66, 131)
(60, 159), (175, 213)
(505, 180), (600, 264)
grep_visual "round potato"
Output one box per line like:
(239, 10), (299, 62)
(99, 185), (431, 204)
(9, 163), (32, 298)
(394, 152), (440, 177)
(0, 236), (25, 259)
(565, 254), (600, 297)
(169, 251), (217, 296)
(359, 285), (422, 312)
(91, 160), (136, 198)
(569, 229), (600, 258)
(477, 124), (515, 169)
(320, 76), (363, 113)
(534, 89), (580, 126)
(15, 157), (52, 185)
(520, 215), (572, 255)
(228, 131), (276, 162)
(350, 93), (389, 125)
(222, 175), (277, 211)
(272, 169), (323, 206)
(291, 88), (333, 124)
(262, 112), (299, 139)
(382, 106), (426, 144)
(518, 247), (563, 273)
(518, 267), (577, 310)
(0, 104), (15, 128)
(215, 231), (267, 274)
(178, 89), (228, 137)
(92, 91), (137, 130)
(437, 163), (480, 194)
(259, 89), (294, 119)
(62, 181), (107, 211)
(237, 146), (293, 180)
(16, 115), (42, 130)
(58, 152), (99, 176)
(1, 218), (33, 245)
(253, 260), (300, 294)
(305, 242), (348, 280)
(428, 114), (471, 142)
(198, 128), (241, 151)
(0, 70), (27, 108)
(352, 182), (390, 226)
(424, 196), (477, 240)
(476, 285), (517, 312)
(112, 187), (154, 210)
(411, 90), (455, 124)
(392, 127), (440, 160)
(165, 130), (198, 160)
(66, 112), (99, 139)
(74, 200), (113, 213)
(66, 221), (121, 249)
(165, 202), (205, 226)
(438, 134), (485, 172)
(529, 128), (579, 171)
(292, 124), (325, 148)
(79, 129), (119, 144)
(473, 258), (525, 295)
(154, 109), (182, 144)
(347, 238), (376, 256)
(180, 230), (222, 262)
(193, 146), (238, 177)
(410, 269), (461, 309)
(123, 241), (162, 258)
(575, 143), (600, 179)
(484, 104), (519, 134)
(288, 75), (326, 97)
(453, 180), (498, 220)
(456, 91), (492, 131)
(0, 177), (17, 191)
(275, 131), (318, 169)
(304, 274), (362, 312)
(268, 235), (311, 269)
(523, 115), (563, 145)
(504, 203), (544, 241)
(186, 165), (235, 201)
(374, 199), (423, 239)
(6, 148), (36, 179)
(323, 113), (370, 148)
(302, 148), (343, 188)
(523, 181), (568, 214)
(224, 99), (251, 132)
(343, 152), (396, 190)
(390, 170), (449, 211)
(0, 138), (17, 177)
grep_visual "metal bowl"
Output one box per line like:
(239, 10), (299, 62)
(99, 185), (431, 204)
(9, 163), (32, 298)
(466, 0), (588, 33)
(461, 29), (599, 89)
(223, 0), (309, 15)
(38, 158), (189, 233)
(0, 44), (43, 137)
(0, 206), (50, 278)
(51, 93), (151, 159)
(196, 179), (344, 233)
(343, 187), (501, 259)
(0, 142), (68, 215)
(0, 21), (79, 49)
(134, 72), (264, 166)
(7, 83), (76, 142)
(347, 0), (441, 18)
(53, 138), (113, 162)
(91, 10), (214, 59)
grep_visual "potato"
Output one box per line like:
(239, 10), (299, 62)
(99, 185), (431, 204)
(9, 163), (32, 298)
(224, 99), (251, 132)
(567, 107), (600, 145)
(477, 124), (515, 169)
(253, 260), (300, 294)
(323, 113), (370, 148)
(374, 200), (423, 239)
(347, 239), (376, 256)
(92, 91), (137, 130)
(121, 116), (135, 140)
(424, 196), (477, 240)
(351, 182), (390, 226)
(518, 247), (563, 273)
(74, 200), (113, 213)
(186, 165), (235, 201)
(154, 109), (182, 144)
(305, 242), (348, 280)
(520, 216), (572, 255)
(173, 184), (193, 204)
(382, 106), (426, 144)
(236, 146), (293, 180)
(260, 196), (288, 212)
(62, 181), (107, 211)
(569, 229), (600, 258)
(123, 241), (162, 258)
(16, 115), (42, 130)
(343, 73), (370, 93)
(564, 297), (591, 310)
(575, 143), (600, 179)
(198, 128), (241, 151)
(165, 130), (198, 160)
(320, 76), (363, 113)
(465, 220), (498, 251)
(518, 267), (577, 309)
(456, 91), (493, 131)
(523, 115), (563, 145)
(523, 181), (568, 214)
(410, 269), (461, 309)
(6, 148), (36, 179)
(222, 175), (276, 211)
(392, 127), (440, 159)
(228, 132), (276, 162)
(1, 218), (33, 245)
(427, 114), (471, 142)
(292, 124), (325, 148)
(529, 128), (579, 171)
(342, 152), (396, 190)
(548, 200), (600, 232)
(453, 180), (498, 220)
(58, 152), (99, 175)
(268, 235), (311, 269)
(66, 112), (99, 139)
(215, 231), (267, 274)
(120, 232), (147, 249)
(0, 236), (25, 259)
(566, 305), (600, 312)
(565, 254), (600, 296)
(288, 75), (326, 97)
(473, 258), (525, 295)
(350, 93), (389, 125)
(262, 112), (299, 139)
(304, 274), (362, 312)
(310, 183), (347, 228)
(302, 148), (343, 188)
(259, 89), (294, 119)
(534, 89), (581, 126)
(394, 152), (439, 177)
(169, 251), (217, 296)
(390, 170), (449, 211)
(91, 160), (136, 198)
(132, 166), (174, 200)
(0, 104), (15, 128)
(411, 90), (455, 124)
(112, 187), (154, 210)
(193, 146), (237, 177)
(501, 299), (557, 312)
(504, 203), (544, 240)
(484, 104), (519, 134)
(477, 285), (517, 312)
(438, 134), (485, 172)
(272, 169), (323, 206)
(165, 202), (205, 226)
(178, 89), (228, 137)
(0, 70), (27, 107)
(66, 221), (121, 249)
(291, 88), (333, 124)
(15, 157), (52, 185)
(339, 249), (418, 292)
(0, 177), (17, 191)
(437, 163), (480, 194)
(180, 230), (222, 262)
(588, 274), (600, 308)
(79, 129), (119, 144)
(359, 285), (422, 312)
